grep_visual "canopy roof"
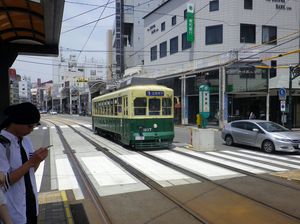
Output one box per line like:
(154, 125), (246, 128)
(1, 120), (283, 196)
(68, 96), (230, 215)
(0, 0), (64, 59)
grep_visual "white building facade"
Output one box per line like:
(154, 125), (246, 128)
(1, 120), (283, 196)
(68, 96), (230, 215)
(143, 0), (300, 127)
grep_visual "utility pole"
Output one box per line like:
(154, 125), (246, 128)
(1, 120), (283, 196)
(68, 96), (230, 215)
(288, 64), (300, 130)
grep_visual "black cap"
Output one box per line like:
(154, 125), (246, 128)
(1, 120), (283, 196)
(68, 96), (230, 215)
(3, 102), (40, 125)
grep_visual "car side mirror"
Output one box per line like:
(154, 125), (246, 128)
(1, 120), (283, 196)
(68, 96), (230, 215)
(253, 128), (259, 132)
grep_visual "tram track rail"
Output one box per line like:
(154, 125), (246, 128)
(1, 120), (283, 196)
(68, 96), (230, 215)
(46, 119), (112, 224)
(43, 117), (300, 223)
(54, 119), (209, 224)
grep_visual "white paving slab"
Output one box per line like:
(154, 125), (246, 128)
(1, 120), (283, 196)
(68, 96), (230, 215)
(148, 151), (243, 180)
(81, 156), (137, 186)
(207, 152), (287, 172)
(56, 157), (82, 197)
(35, 161), (44, 192)
(175, 148), (266, 174)
(224, 151), (300, 169)
(239, 150), (300, 164)
(120, 154), (199, 187)
(80, 156), (149, 196)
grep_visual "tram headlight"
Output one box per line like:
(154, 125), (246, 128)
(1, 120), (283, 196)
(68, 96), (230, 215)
(153, 123), (158, 129)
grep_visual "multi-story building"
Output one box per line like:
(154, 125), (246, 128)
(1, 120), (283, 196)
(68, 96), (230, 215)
(111, 0), (167, 80)
(19, 76), (32, 103)
(8, 68), (19, 105)
(142, 0), (300, 127)
(52, 54), (105, 114)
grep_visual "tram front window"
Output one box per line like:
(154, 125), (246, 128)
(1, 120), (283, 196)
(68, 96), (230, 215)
(149, 98), (160, 115)
(162, 98), (172, 115)
(134, 97), (146, 115)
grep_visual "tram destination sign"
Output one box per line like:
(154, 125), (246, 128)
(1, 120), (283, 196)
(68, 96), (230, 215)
(146, 91), (164, 96)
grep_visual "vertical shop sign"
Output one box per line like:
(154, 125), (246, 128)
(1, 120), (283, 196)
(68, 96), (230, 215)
(187, 3), (194, 42)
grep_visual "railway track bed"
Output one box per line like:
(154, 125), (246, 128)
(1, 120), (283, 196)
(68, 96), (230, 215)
(38, 117), (300, 224)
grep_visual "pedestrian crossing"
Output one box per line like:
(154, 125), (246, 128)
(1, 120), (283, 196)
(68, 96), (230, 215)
(35, 122), (300, 197)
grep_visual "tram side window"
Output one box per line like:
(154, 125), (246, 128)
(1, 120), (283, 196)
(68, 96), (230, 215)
(162, 98), (172, 115)
(134, 97), (146, 115)
(117, 97), (122, 114)
(114, 98), (118, 115)
(149, 98), (161, 115)
(125, 97), (128, 115)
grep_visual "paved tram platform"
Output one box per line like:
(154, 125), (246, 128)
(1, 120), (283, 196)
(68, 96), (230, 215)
(38, 191), (73, 224)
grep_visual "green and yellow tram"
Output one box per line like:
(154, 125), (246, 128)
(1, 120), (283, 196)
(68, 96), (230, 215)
(92, 84), (174, 149)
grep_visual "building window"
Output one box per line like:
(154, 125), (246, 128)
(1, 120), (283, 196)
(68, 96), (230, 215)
(205, 25), (223, 45)
(124, 5), (134, 14)
(160, 41), (167, 58)
(182, 32), (192, 50)
(171, 15), (176, 26)
(150, 46), (157, 61)
(244, 0), (253, 9)
(262, 26), (277, 45)
(240, 24), (256, 43)
(161, 22), (165, 31)
(184, 9), (187, 20)
(270, 60), (277, 78)
(209, 0), (219, 12)
(170, 36), (178, 54)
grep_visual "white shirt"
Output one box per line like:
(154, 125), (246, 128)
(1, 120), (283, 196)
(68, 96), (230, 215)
(0, 130), (38, 224)
(0, 189), (5, 205)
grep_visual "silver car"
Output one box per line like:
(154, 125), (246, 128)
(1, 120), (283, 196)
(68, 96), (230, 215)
(221, 120), (300, 153)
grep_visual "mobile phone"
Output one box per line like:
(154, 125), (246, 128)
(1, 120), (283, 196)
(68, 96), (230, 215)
(45, 145), (53, 149)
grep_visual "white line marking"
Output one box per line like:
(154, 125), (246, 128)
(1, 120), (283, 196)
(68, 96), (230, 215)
(207, 152), (287, 172)
(82, 156), (137, 186)
(149, 151), (243, 180)
(224, 151), (300, 169)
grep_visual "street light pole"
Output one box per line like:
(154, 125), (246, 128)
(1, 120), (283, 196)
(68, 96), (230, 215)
(69, 88), (72, 115)
(288, 65), (293, 130)
(266, 68), (270, 121)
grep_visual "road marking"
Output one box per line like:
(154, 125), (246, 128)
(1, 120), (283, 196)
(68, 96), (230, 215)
(120, 154), (199, 186)
(56, 158), (80, 190)
(81, 156), (137, 186)
(239, 150), (300, 164)
(36, 161), (45, 192)
(207, 152), (287, 171)
(224, 151), (300, 169)
(148, 151), (243, 180)
(175, 148), (266, 174)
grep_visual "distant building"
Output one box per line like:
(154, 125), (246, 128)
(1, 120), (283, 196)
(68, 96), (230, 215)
(19, 76), (32, 103)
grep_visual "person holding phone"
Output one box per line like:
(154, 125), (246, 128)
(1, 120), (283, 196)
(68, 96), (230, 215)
(0, 102), (49, 224)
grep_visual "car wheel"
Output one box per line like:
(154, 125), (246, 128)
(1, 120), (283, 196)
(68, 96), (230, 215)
(262, 140), (275, 153)
(225, 135), (234, 146)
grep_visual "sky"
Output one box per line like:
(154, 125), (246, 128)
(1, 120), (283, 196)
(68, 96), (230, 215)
(12, 0), (115, 83)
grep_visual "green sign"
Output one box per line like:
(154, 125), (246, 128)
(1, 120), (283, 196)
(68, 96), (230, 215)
(199, 84), (210, 119)
(187, 3), (194, 42)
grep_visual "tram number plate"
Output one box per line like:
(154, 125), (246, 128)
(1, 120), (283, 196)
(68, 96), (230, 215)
(135, 136), (145, 140)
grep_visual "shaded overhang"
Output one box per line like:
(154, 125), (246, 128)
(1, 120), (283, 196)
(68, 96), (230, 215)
(225, 61), (268, 70)
(0, 0), (64, 66)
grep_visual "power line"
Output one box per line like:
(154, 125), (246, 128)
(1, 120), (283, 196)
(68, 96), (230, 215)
(76, 0), (112, 61)
(63, 1), (115, 22)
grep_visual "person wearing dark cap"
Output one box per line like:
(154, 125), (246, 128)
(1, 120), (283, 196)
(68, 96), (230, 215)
(0, 102), (49, 224)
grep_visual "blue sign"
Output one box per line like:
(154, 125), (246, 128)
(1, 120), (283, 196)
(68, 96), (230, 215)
(278, 88), (286, 100)
(146, 91), (164, 96)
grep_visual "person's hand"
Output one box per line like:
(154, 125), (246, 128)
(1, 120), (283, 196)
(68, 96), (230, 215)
(28, 148), (49, 167)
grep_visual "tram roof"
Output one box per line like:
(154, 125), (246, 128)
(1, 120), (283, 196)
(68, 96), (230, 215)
(92, 84), (173, 102)
(0, 0), (64, 65)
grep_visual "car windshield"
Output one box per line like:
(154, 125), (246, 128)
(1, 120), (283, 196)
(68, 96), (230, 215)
(257, 121), (289, 132)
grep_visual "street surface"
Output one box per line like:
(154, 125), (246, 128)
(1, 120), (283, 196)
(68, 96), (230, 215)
(29, 114), (300, 224)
